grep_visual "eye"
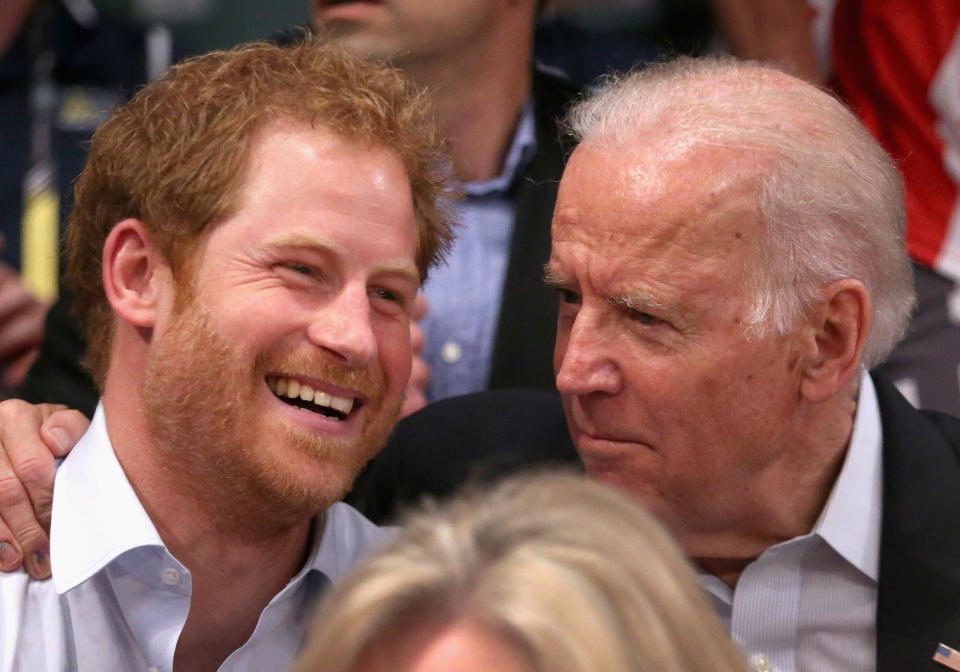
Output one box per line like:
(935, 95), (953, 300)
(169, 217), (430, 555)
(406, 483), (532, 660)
(373, 288), (400, 303)
(370, 285), (413, 316)
(277, 261), (317, 278)
(555, 288), (581, 305)
(627, 308), (661, 326)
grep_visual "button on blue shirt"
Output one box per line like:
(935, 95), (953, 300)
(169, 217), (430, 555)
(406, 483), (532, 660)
(421, 102), (538, 401)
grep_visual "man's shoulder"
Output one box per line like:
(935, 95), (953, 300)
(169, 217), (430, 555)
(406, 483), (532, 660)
(317, 502), (390, 580)
(874, 374), (960, 458)
(326, 501), (385, 544)
(871, 373), (960, 671)
(391, 388), (574, 461)
(0, 572), (68, 671)
(346, 390), (578, 523)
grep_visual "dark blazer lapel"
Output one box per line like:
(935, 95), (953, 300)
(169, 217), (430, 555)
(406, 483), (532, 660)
(874, 374), (960, 671)
(488, 69), (581, 390)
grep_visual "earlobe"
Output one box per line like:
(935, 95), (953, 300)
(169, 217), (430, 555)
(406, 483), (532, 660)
(799, 279), (871, 403)
(102, 219), (170, 329)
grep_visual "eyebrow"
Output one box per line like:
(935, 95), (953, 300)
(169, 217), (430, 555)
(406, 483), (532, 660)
(265, 233), (420, 285)
(608, 292), (669, 313)
(542, 263), (568, 287)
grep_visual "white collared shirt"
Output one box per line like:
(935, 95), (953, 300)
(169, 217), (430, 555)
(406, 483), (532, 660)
(0, 405), (387, 672)
(700, 371), (883, 672)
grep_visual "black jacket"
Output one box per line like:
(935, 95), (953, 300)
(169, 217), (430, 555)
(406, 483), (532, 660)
(350, 376), (960, 670)
(487, 68), (581, 390)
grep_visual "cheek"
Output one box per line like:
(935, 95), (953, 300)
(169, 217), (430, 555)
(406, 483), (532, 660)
(552, 321), (571, 374)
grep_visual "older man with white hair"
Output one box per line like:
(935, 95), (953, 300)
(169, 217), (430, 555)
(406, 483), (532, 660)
(351, 57), (960, 671)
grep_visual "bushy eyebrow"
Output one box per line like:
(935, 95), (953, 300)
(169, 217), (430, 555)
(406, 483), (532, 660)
(542, 263), (568, 287)
(608, 292), (668, 313)
(544, 264), (667, 312)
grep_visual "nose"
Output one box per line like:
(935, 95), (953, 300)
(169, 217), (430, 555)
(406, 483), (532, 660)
(554, 310), (621, 396)
(306, 284), (378, 367)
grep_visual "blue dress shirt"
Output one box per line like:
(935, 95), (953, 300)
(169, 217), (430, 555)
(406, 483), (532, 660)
(420, 102), (538, 401)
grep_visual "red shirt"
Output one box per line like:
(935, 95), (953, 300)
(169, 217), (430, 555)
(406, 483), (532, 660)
(812, 0), (960, 279)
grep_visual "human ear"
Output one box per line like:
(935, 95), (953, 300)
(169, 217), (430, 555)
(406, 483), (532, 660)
(101, 219), (171, 329)
(799, 279), (871, 403)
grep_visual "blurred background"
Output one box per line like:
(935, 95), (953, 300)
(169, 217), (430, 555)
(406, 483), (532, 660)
(97, 0), (718, 82)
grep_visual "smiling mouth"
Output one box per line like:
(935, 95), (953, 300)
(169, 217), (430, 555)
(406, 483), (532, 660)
(267, 375), (359, 421)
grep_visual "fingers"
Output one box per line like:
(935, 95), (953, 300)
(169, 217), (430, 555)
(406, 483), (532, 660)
(407, 347), (431, 391)
(0, 401), (87, 579)
(409, 293), (427, 358)
(400, 293), (430, 419)
(0, 446), (49, 577)
(0, 264), (48, 374)
(401, 350), (431, 419)
(399, 386), (428, 419)
(40, 409), (91, 458)
(1, 349), (39, 390)
(0, 440), (45, 576)
(410, 293), (428, 322)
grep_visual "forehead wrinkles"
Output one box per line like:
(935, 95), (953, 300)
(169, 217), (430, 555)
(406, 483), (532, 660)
(552, 143), (764, 316)
(556, 157), (759, 266)
(552, 221), (729, 312)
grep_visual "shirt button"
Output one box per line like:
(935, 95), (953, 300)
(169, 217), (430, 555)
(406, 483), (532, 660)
(161, 568), (181, 586)
(750, 654), (772, 672)
(441, 341), (462, 364)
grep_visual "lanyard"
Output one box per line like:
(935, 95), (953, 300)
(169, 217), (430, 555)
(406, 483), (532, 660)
(20, 4), (59, 304)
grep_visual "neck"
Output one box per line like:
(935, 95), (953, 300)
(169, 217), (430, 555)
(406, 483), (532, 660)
(685, 392), (858, 587)
(397, 25), (534, 182)
(102, 378), (316, 560)
(101, 376), (318, 669)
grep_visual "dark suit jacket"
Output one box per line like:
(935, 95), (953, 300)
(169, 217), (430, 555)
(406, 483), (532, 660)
(487, 69), (581, 390)
(346, 388), (577, 522)
(350, 377), (960, 670)
(873, 375), (960, 671)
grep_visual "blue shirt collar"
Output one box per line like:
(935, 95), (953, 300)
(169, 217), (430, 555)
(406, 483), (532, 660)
(463, 100), (537, 197)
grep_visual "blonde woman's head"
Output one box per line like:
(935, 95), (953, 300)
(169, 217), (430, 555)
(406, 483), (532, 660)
(291, 472), (744, 672)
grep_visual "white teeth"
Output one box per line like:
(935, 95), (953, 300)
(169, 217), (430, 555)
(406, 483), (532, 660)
(269, 375), (356, 416)
(286, 379), (301, 399)
(330, 396), (354, 415)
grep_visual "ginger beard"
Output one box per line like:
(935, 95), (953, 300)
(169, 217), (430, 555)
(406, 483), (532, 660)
(142, 291), (402, 535)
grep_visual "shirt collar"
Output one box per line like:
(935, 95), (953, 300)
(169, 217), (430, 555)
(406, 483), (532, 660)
(812, 370), (883, 581)
(51, 403), (387, 595)
(463, 100), (537, 197)
(50, 404), (164, 594)
(299, 503), (389, 586)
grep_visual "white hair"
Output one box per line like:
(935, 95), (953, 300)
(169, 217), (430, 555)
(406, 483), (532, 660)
(289, 472), (745, 672)
(566, 56), (915, 369)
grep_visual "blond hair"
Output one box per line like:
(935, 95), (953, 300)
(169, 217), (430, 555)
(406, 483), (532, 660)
(291, 472), (744, 672)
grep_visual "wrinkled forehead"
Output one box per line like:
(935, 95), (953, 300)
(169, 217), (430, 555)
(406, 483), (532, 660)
(553, 138), (768, 260)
